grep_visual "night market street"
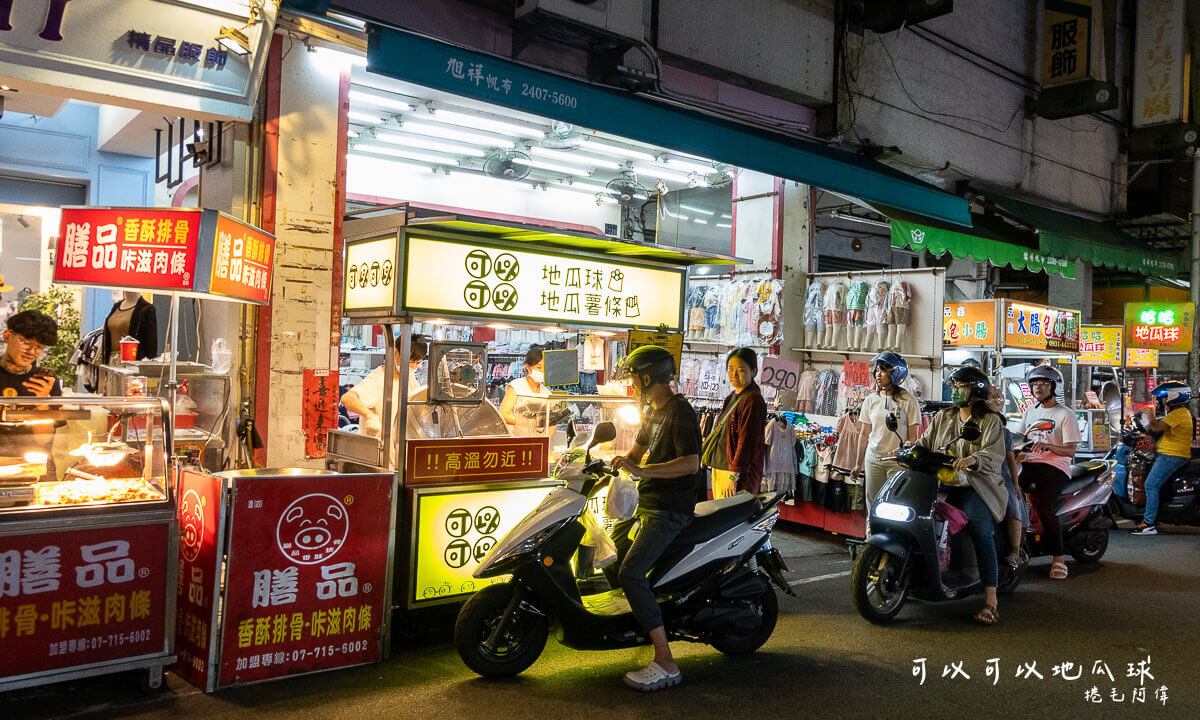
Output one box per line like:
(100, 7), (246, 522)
(8, 521), (1197, 720)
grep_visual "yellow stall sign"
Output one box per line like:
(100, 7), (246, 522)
(1078, 326), (1122, 366)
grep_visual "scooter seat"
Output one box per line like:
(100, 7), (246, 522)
(1070, 461), (1106, 480)
(676, 494), (761, 545)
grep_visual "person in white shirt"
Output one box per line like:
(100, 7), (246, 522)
(860, 352), (922, 504)
(341, 332), (428, 439)
(1016, 364), (1081, 581)
(499, 346), (552, 436)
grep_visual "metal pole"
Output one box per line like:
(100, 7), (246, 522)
(1190, 153), (1200, 414)
(169, 292), (180, 457)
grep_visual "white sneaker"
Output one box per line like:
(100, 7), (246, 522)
(1130, 523), (1158, 536)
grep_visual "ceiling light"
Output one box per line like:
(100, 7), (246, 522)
(311, 46), (366, 67)
(348, 89), (413, 112)
(665, 157), (717, 175)
(635, 164), (694, 184)
(430, 109), (544, 138)
(402, 119), (515, 149)
(486, 323), (512, 330)
(376, 132), (486, 157)
(215, 26), (251, 56)
(829, 210), (890, 229)
(541, 326), (568, 333)
(347, 130), (358, 138)
(530, 146), (620, 170)
(591, 330), (617, 337)
(716, 222), (732, 228)
(720, 213), (732, 219)
(348, 110), (383, 125)
(426, 318), (451, 325)
(679, 204), (715, 216)
(582, 138), (658, 162)
(351, 145), (459, 165)
(347, 151), (437, 172)
(693, 218), (708, 225)
(0, 85), (12, 91)
(512, 157), (592, 176)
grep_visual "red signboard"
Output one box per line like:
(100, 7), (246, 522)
(210, 214), (274, 304)
(174, 471), (224, 690)
(302, 370), (340, 459)
(218, 474), (392, 687)
(0, 522), (170, 679)
(405, 437), (551, 485)
(55, 208), (202, 291)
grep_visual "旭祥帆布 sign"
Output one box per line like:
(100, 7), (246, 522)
(403, 237), (685, 330)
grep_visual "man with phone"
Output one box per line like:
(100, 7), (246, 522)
(0, 310), (63, 473)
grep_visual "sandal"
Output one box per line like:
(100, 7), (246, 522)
(1050, 560), (1069, 580)
(623, 661), (682, 692)
(973, 604), (998, 626)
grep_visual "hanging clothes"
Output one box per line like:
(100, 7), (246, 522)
(814, 370), (841, 416)
(761, 417), (797, 494)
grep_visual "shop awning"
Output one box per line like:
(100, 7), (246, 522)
(983, 193), (1181, 278)
(407, 214), (747, 266)
(364, 24), (972, 228)
(880, 205), (1076, 278)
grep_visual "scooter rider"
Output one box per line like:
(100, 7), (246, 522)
(1131, 381), (1195, 536)
(1017, 365), (1082, 580)
(915, 366), (1007, 625)
(608, 345), (704, 691)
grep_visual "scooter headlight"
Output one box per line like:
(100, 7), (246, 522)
(873, 502), (915, 523)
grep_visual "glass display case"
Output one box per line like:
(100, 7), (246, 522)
(0, 396), (171, 514)
(547, 394), (639, 465)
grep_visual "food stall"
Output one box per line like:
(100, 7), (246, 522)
(323, 211), (739, 611)
(0, 396), (175, 692)
(1123, 301), (1191, 418)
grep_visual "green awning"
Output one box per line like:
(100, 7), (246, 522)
(985, 193), (1180, 278)
(880, 205), (1075, 278)
(365, 24), (972, 227)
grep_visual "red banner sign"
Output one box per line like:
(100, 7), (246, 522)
(174, 471), (224, 690)
(302, 370), (340, 459)
(843, 360), (871, 389)
(405, 437), (550, 485)
(210, 214), (274, 304)
(218, 474), (392, 687)
(0, 522), (170, 679)
(55, 208), (201, 291)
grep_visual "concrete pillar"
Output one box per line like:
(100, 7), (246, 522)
(1048, 261), (1092, 322)
(259, 43), (346, 467)
(779, 180), (813, 409)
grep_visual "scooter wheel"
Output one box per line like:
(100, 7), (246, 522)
(710, 574), (779, 655)
(1070, 530), (1109, 564)
(455, 583), (548, 678)
(851, 545), (909, 624)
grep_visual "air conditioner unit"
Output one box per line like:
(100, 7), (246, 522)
(515, 0), (647, 44)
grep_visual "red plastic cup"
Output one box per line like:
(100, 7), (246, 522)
(120, 338), (139, 362)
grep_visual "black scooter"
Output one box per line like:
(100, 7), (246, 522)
(1109, 420), (1200, 528)
(851, 416), (1023, 624)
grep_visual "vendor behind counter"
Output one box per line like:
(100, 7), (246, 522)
(498, 346), (553, 437)
(0, 310), (63, 478)
(342, 333), (429, 438)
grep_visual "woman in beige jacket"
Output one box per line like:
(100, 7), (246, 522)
(914, 366), (1006, 625)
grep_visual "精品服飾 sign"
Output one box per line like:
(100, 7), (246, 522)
(1002, 301), (1080, 353)
(55, 207), (274, 305)
(404, 236), (685, 331)
(1124, 302), (1194, 352)
(943, 301), (995, 346)
(1078, 326), (1123, 366)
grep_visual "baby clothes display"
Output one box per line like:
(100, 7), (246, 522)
(822, 283), (846, 328)
(864, 280), (890, 341)
(846, 280), (869, 329)
(814, 369), (841, 416)
(803, 280), (826, 341)
(795, 369), (819, 413)
(762, 417), (798, 494)
(685, 277), (785, 347)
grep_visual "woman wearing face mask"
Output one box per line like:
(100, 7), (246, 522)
(859, 352), (921, 505)
(709, 348), (768, 499)
(914, 366), (1007, 625)
(499, 346), (552, 436)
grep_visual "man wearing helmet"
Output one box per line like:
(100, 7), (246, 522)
(1016, 364), (1082, 580)
(608, 345), (702, 691)
(1131, 381), (1195, 535)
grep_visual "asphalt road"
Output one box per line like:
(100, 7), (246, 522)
(8, 520), (1199, 720)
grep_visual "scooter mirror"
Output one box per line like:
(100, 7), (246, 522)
(959, 420), (982, 443)
(588, 421), (617, 449)
(1028, 419), (1056, 433)
(885, 413), (899, 433)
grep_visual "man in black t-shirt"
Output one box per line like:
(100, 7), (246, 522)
(608, 345), (701, 692)
(0, 310), (62, 466)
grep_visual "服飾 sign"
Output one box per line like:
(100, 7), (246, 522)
(404, 236), (685, 330)
(1002, 301), (1080, 353)
(1124, 302), (1194, 352)
(410, 483), (557, 606)
(55, 207), (274, 304)
(218, 474), (393, 687)
(0, 521), (170, 680)
(1078, 326), (1123, 366)
(943, 301), (996, 346)
(405, 437), (549, 485)
(1041, 0), (1092, 88)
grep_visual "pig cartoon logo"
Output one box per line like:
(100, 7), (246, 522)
(276, 493), (349, 565)
(179, 489), (205, 563)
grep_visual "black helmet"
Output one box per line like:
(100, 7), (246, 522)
(1027, 364), (1063, 391)
(614, 345), (676, 386)
(948, 366), (991, 398)
(870, 352), (909, 384)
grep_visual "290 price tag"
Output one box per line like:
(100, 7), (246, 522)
(759, 357), (800, 392)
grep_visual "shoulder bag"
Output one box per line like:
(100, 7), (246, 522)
(701, 392), (748, 471)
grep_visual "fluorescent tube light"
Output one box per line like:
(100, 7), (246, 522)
(512, 157), (592, 176)
(352, 144), (460, 165)
(583, 138), (658, 162)
(312, 46), (366, 67)
(430, 109), (544, 138)
(348, 89), (412, 112)
(348, 110), (383, 125)
(376, 132), (486, 157)
(402, 120), (515, 149)
(679, 204), (715, 215)
(665, 157), (716, 175)
(347, 151), (435, 171)
(693, 218), (708, 225)
(530, 146), (620, 170)
(716, 222), (732, 228)
(633, 164), (694, 184)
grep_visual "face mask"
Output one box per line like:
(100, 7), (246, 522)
(951, 388), (969, 407)
(529, 370), (544, 384)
